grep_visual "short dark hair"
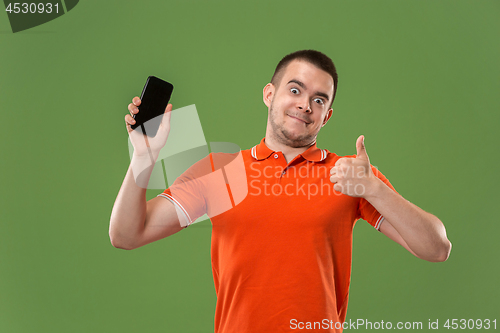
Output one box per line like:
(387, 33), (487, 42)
(270, 50), (338, 107)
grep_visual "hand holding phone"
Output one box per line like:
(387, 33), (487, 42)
(125, 76), (174, 158)
(131, 76), (174, 137)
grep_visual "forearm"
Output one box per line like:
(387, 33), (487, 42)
(109, 154), (156, 249)
(366, 178), (451, 262)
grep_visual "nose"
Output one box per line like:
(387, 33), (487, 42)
(297, 96), (312, 113)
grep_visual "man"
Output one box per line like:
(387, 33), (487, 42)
(109, 50), (451, 333)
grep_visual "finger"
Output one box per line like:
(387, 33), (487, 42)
(125, 115), (136, 134)
(165, 103), (173, 113)
(356, 135), (369, 161)
(160, 103), (173, 128)
(339, 157), (354, 166)
(333, 183), (343, 192)
(335, 157), (346, 167)
(128, 103), (139, 115)
(132, 97), (141, 106)
(330, 175), (339, 183)
(330, 166), (345, 176)
(125, 114), (136, 126)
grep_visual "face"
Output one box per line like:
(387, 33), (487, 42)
(264, 60), (334, 148)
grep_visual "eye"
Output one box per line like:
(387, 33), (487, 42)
(314, 98), (324, 105)
(290, 87), (299, 94)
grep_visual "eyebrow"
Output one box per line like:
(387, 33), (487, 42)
(287, 79), (331, 102)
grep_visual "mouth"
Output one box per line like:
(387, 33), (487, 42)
(287, 114), (311, 125)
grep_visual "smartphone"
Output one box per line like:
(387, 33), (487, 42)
(131, 76), (174, 137)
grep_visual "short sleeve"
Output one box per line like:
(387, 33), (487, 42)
(358, 165), (398, 231)
(157, 155), (211, 227)
(157, 152), (241, 227)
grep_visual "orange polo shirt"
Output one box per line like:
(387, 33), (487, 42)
(159, 138), (396, 333)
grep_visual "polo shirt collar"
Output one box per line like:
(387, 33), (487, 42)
(251, 138), (328, 162)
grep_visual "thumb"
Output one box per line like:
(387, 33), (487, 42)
(160, 104), (173, 128)
(356, 135), (369, 160)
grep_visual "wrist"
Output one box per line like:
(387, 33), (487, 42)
(132, 151), (159, 163)
(129, 153), (158, 189)
(363, 176), (384, 201)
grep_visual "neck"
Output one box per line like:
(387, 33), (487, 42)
(264, 128), (316, 163)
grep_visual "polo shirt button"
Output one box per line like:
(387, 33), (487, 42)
(274, 154), (278, 159)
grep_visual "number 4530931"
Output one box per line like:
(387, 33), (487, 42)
(444, 319), (496, 330)
(5, 3), (59, 14)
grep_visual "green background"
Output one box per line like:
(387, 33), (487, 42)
(1, 1), (498, 332)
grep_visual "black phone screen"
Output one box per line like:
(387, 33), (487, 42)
(131, 76), (174, 137)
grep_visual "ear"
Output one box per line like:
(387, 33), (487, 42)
(263, 83), (275, 108)
(321, 108), (333, 127)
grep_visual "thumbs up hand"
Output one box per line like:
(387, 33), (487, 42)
(330, 135), (379, 198)
(355, 134), (369, 162)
